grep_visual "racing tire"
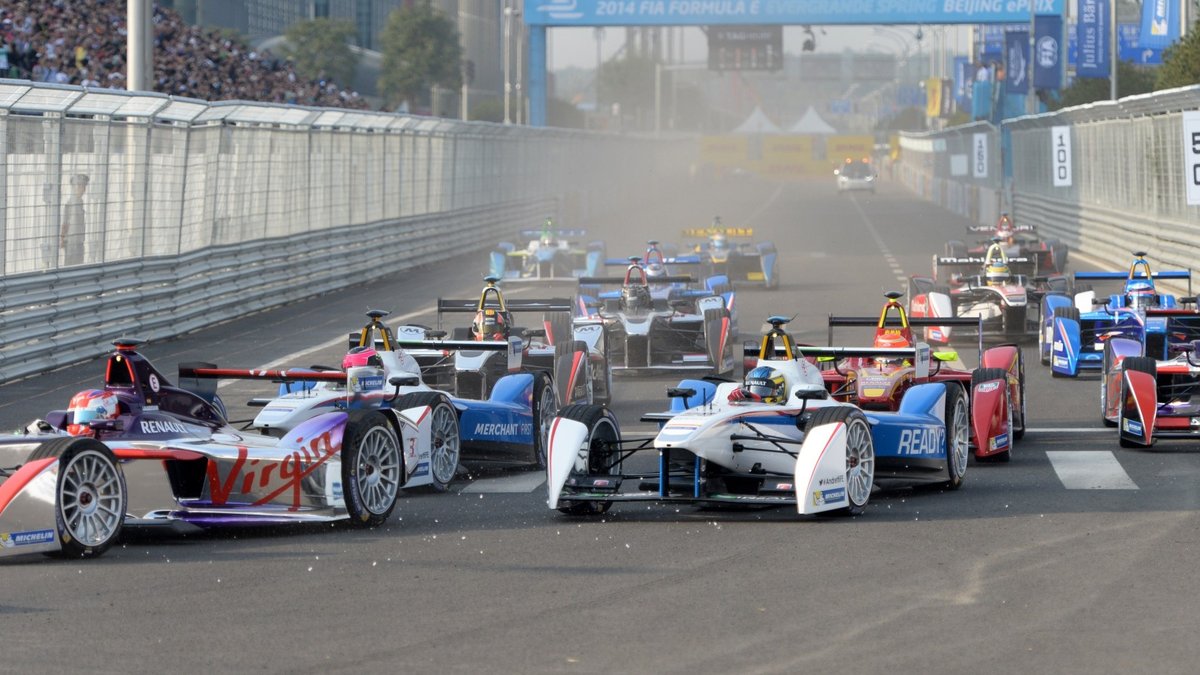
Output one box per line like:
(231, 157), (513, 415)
(1049, 307), (1080, 378)
(532, 371), (557, 469)
(1118, 357), (1157, 449)
(971, 368), (1011, 463)
(807, 406), (874, 516)
(341, 411), (403, 527)
(1100, 341), (1119, 428)
(27, 437), (127, 559)
(554, 404), (620, 515)
(392, 392), (461, 492)
(1014, 352), (1026, 441)
(944, 384), (972, 483)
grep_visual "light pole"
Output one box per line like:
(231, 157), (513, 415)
(514, 3), (524, 124)
(503, 0), (513, 125)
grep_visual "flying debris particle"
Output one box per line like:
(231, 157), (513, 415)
(625, 543), (630, 549)
(307, 566), (313, 572)
(461, 536), (467, 540)
(372, 561), (378, 567)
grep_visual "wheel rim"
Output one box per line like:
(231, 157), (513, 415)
(355, 426), (402, 515)
(538, 384), (557, 452)
(845, 419), (874, 507)
(950, 396), (969, 477)
(59, 449), (123, 546)
(429, 404), (460, 485)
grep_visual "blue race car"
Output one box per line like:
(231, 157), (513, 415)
(489, 218), (606, 282)
(681, 218), (779, 289)
(1040, 252), (1200, 376)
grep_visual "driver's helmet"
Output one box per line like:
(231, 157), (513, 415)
(996, 214), (1015, 242)
(1125, 280), (1157, 310)
(645, 262), (667, 280)
(985, 261), (1011, 286)
(66, 389), (120, 436)
(342, 346), (383, 370)
(621, 283), (652, 311)
(711, 233), (729, 251)
(472, 308), (508, 340)
(873, 331), (910, 369)
(739, 366), (788, 404)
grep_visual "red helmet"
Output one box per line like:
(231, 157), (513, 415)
(67, 389), (120, 436)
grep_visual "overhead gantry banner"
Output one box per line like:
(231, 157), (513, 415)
(526, 0), (1065, 26)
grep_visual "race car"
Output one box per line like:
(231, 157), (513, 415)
(1103, 337), (1200, 449)
(944, 213), (1067, 275)
(0, 338), (420, 560)
(681, 217), (779, 288)
(400, 276), (608, 405)
(834, 157), (876, 193)
(1040, 253), (1200, 376)
(577, 256), (736, 376)
(822, 291), (1024, 460)
(910, 237), (1065, 343)
(489, 218), (605, 282)
(544, 316), (971, 517)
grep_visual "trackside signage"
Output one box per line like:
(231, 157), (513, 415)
(526, 0), (1066, 26)
(1183, 111), (1200, 205)
(973, 133), (988, 178)
(1051, 125), (1072, 187)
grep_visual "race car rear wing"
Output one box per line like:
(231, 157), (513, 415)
(1072, 270), (1192, 295)
(436, 298), (575, 314)
(603, 257), (701, 266)
(935, 256), (1033, 266)
(518, 228), (587, 239)
(682, 227), (754, 238)
(395, 337), (525, 371)
(743, 344), (936, 379)
(966, 224), (1035, 233)
(826, 315), (984, 356)
(578, 276), (696, 286)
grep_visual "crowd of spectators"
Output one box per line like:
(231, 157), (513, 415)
(0, 0), (367, 108)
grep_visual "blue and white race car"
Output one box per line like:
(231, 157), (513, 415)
(1040, 252), (1200, 376)
(489, 218), (606, 282)
(545, 317), (970, 516)
(681, 218), (779, 289)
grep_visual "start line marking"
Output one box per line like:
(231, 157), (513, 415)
(1046, 451), (1139, 490)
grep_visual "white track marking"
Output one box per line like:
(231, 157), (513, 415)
(744, 183), (785, 223)
(460, 472), (547, 493)
(1046, 451), (1138, 490)
(848, 193), (905, 284)
(1027, 427), (1113, 434)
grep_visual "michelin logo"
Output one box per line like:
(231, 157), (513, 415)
(0, 529), (55, 548)
(1123, 419), (1144, 436)
(813, 487), (846, 506)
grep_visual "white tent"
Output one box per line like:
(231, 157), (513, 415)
(732, 106), (781, 134)
(788, 106), (837, 135)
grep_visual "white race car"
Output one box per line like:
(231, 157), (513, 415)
(546, 317), (970, 516)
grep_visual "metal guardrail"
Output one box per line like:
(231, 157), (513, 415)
(0, 200), (551, 382)
(0, 81), (691, 384)
(897, 85), (1200, 286)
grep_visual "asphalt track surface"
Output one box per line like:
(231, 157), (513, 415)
(3, 177), (1200, 674)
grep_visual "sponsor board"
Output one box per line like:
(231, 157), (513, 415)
(990, 433), (1010, 450)
(897, 427), (946, 456)
(473, 423), (534, 437)
(1123, 419), (1144, 435)
(140, 419), (189, 435)
(975, 381), (1001, 394)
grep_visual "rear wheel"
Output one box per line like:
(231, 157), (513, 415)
(555, 404), (621, 515)
(29, 437), (126, 559)
(806, 406), (874, 516)
(393, 392), (460, 491)
(1118, 357), (1157, 449)
(341, 411), (403, 527)
(1013, 351), (1026, 441)
(532, 372), (557, 469)
(1049, 307), (1080, 378)
(944, 384), (971, 484)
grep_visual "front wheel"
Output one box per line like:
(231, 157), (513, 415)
(28, 437), (127, 559)
(807, 406), (874, 516)
(341, 411), (403, 527)
(944, 384), (971, 486)
(393, 392), (461, 491)
(554, 404), (620, 515)
(532, 372), (557, 469)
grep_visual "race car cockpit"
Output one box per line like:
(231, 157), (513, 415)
(982, 240), (1014, 287)
(472, 276), (513, 340)
(620, 258), (653, 312)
